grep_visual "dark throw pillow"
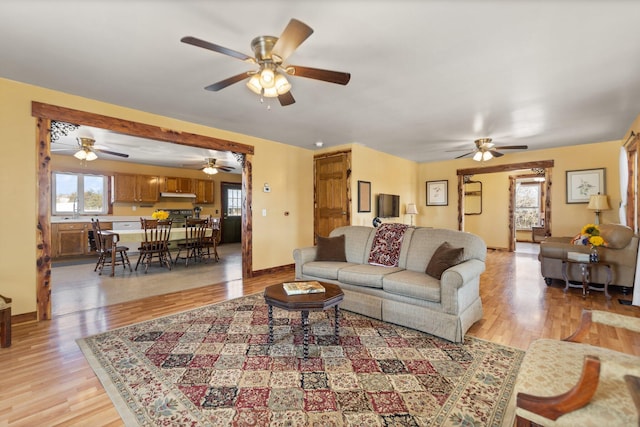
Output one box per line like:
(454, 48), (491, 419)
(315, 235), (347, 262)
(426, 242), (464, 279)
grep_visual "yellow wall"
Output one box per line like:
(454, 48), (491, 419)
(317, 144), (418, 227)
(0, 77), (314, 315)
(419, 140), (622, 247)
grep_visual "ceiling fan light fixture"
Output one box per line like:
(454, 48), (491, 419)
(274, 73), (291, 95)
(472, 151), (483, 161)
(262, 85), (279, 98)
(73, 149), (87, 160)
(482, 151), (493, 161)
(259, 65), (275, 88)
(246, 75), (262, 95)
(202, 166), (218, 175)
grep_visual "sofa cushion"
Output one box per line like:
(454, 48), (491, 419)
(368, 223), (410, 267)
(426, 242), (464, 279)
(315, 235), (347, 262)
(383, 270), (441, 302)
(338, 264), (402, 289)
(302, 261), (355, 280)
(599, 224), (633, 249)
(329, 226), (375, 264)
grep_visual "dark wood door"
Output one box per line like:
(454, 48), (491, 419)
(221, 182), (242, 244)
(314, 152), (350, 238)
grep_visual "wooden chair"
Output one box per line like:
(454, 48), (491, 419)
(136, 218), (173, 273)
(200, 216), (221, 262)
(513, 310), (640, 426)
(91, 219), (132, 276)
(174, 218), (208, 266)
(0, 294), (11, 347)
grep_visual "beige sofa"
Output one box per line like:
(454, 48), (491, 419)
(539, 223), (639, 293)
(293, 225), (487, 343)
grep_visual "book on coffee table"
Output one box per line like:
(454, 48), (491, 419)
(283, 281), (326, 295)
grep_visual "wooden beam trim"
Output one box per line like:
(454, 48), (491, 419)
(31, 102), (254, 155)
(457, 160), (554, 176)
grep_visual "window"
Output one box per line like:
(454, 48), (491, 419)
(515, 180), (543, 230)
(226, 187), (242, 216)
(53, 172), (109, 215)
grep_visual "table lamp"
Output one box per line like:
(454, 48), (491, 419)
(587, 193), (610, 225)
(406, 203), (418, 226)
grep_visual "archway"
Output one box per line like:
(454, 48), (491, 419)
(32, 102), (254, 320)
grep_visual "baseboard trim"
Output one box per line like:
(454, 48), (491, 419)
(12, 311), (37, 324)
(252, 263), (294, 277)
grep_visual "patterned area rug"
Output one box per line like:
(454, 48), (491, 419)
(77, 293), (523, 426)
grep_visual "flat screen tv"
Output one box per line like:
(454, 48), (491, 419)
(377, 194), (400, 218)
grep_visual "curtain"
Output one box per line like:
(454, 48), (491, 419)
(619, 146), (628, 225)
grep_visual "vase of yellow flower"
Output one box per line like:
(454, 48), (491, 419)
(588, 232), (605, 263)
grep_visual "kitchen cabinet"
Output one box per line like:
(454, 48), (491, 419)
(195, 179), (215, 204)
(163, 176), (193, 194)
(52, 222), (89, 257)
(113, 173), (159, 203)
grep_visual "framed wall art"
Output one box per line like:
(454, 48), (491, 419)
(426, 180), (448, 206)
(566, 168), (605, 204)
(357, 180), (371, 212)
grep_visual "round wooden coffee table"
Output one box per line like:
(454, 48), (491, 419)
(263, 282), (344, 359)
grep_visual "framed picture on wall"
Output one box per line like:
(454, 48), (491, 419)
(357, 180), (371, 212)
(566, 168), (605, 204)
(426, 180), (448, 206)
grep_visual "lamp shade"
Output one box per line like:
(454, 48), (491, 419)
(588, 194), (610, 211)
(406, 203), (418, 215)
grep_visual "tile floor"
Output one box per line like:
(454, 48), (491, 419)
(51, 243), (242, 316)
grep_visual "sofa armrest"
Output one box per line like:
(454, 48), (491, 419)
(293, 246), (317, 278)
(441, 258), (486, 289)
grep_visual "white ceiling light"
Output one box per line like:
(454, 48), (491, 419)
(74, 137), (98, 161)
(202, 166), (219, 175)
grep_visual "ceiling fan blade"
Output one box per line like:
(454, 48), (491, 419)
(489, 150), (504, 158)
(272, 19), (313, 62)
(494, 145), (528, 150)
(285, 65), (351, 85)
(95, 148), (129, 158)
(205, 72), (252, 91)
(455, 151), (475, 159)
(278, 91), (296, 106)
(218, 166), (234, 172)
(181, 36), (255, 63)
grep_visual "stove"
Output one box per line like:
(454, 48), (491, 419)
(166, 209), (193, 228)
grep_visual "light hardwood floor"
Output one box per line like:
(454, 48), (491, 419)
(1, 245), (639, 426)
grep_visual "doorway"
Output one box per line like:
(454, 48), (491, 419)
(314, 151), (351, 240)
(32, 102), (254, 320)
(457, 160), (553, 252)
(221, 182), (242, 244)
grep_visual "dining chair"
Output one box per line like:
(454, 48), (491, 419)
(200, 216), (221, 262)
(174, 218), (208, 266)
(91, 219), (132, 276)
(136, 218), (173, 273)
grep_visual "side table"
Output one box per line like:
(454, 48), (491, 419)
(561, 258), (612, 299)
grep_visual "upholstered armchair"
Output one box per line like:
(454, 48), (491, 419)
(513, 310), (640, 426)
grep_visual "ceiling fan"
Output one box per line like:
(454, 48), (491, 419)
(183, 158), (234, 175)
(52, 137), (129, 161)
(181, 18), (351, 106)
(453, 138), (528, 161)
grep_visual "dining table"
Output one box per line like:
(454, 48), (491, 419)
(101, 228), (216, 276)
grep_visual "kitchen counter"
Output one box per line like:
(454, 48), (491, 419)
(50, 216), (146, 224)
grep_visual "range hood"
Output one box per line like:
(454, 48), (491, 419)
(160, 192), (197, 198)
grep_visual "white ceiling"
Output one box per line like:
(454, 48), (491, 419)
(2, 1), (640, 165)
